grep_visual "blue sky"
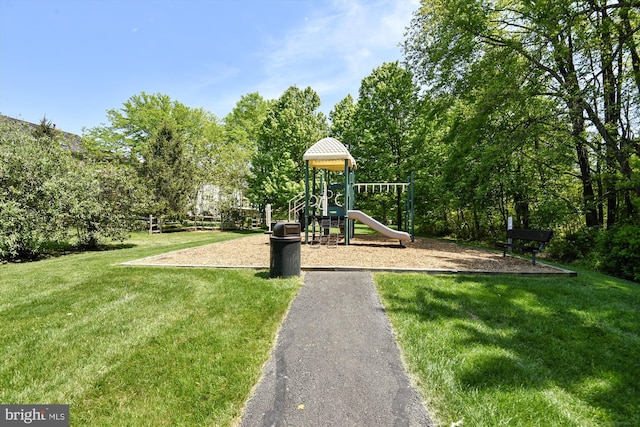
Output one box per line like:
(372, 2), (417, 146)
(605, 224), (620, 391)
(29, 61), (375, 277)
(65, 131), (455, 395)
(1, 0), (419, 135)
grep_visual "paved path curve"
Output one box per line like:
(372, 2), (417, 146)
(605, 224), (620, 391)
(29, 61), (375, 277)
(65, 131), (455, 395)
(240, 271), (433, 426)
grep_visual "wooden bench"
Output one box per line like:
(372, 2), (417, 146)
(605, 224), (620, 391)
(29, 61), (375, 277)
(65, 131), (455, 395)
(495, 229), (553, 265)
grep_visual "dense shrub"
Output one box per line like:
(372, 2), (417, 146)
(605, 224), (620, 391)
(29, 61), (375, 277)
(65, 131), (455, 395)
(597, 224), (640, 282)
(547, 227), (602, 263)
(57, 162), (149, 248)
(547, 225), (640, 283)
(0, 121), (67, 258)
(0, 120), (147, 260)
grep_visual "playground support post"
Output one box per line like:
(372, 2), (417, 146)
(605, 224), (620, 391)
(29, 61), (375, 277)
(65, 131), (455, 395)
(410, 171), (415, 241)
(413, 175), (415, 240)
(304, 161), (310, 244)
(344, 158), (350, 245)
(402, 172), (415, 242)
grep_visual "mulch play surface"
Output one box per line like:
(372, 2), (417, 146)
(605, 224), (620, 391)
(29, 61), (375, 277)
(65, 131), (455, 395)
(125, 233), (573, 275)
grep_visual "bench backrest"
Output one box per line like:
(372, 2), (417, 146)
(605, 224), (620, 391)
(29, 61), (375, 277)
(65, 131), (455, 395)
(506, 229), (553, 243)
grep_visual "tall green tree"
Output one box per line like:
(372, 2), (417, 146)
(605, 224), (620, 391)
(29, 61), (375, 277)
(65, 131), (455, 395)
(248, 86), (328, 210)
(225, 93), (269, 151)
(84, 92), (204, 159)
(223, 93), (270, 194)
(404, 0), (640, 229)
(329, 94), (358, 149)
(182, 109), (225, 205)
(351, 61), (420, 228)
(138, 120), (195, 219)
(84, 92), (225, 216)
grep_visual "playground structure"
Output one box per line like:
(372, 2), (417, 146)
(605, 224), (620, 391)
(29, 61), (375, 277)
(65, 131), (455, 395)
(298, 137), (414, 246)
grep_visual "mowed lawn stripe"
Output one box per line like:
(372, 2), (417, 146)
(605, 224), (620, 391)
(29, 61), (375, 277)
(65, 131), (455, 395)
(0, 232), (301, 426)
(375, 272), (640, 426)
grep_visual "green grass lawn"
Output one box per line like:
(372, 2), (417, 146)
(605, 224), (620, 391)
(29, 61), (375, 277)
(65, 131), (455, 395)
(0, 231), (302, 426)
(3, 231), (639, 426)
(375, 269), (640, 426)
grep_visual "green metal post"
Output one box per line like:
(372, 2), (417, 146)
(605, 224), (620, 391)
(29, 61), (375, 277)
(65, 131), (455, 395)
(410, 171), (415, 242)
(305, 161), (310, 244)
(404, 187), (408, 233)
(344, 159), (350, 245)
(350, 169), (356, 239)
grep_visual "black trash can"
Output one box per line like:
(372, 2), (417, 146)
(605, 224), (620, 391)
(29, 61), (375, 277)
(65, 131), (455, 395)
(270, 222), (301, 278)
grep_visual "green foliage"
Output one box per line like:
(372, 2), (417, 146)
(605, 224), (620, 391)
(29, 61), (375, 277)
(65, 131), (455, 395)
(248, 86), (328, 209)
(260, 153), (305, 209)
(342, 62), (420, 227)
(547, 227), (603, 264)
(329, 94), (357, 145)
(545, 225), (640, 283)
(0, 120), (69, 257)
(597, 224), (640, 282)
(352, 62), (419, 182)
(354, 192), (396, 226)
(84, 92), (192, 158)
(83, 92), (226, 217)
(223, 93), (270, 192)
(0, 119), (146, 259)
(403, 0), (640, 235)
(138, 120), (194, 218)
(224, 92), (269, 152)
(31, 116), (59, 140)
(59, 162), (150, 247)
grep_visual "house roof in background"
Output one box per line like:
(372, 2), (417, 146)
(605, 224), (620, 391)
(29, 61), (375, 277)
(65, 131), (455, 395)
(1, 114), (82, 153)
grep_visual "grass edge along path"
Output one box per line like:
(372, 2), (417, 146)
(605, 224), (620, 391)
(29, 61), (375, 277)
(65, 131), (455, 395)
(0, 231), (302, 426)
(375, 270), (640, 426)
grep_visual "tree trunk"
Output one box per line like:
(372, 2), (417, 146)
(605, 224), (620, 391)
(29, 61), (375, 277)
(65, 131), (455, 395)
(555, 33), (600, 227)
(575, 140), (600, 227)
(600, 4), (620, 228)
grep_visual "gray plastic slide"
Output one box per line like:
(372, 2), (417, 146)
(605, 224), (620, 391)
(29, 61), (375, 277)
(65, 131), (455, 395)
(347, 210), (411, 245)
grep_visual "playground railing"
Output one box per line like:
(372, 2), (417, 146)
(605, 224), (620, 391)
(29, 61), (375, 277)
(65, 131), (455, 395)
(288, 192), (306, 222)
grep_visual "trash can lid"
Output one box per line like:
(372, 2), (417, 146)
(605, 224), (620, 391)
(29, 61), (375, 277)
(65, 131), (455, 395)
(273, 222), (301, 237)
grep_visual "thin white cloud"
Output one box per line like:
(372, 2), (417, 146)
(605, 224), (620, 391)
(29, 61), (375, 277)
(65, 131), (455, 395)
(256, 0), (420, 109)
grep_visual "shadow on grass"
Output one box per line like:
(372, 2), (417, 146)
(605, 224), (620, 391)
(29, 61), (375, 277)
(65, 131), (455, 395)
(254, 271), (271, 280)
(3, 229), (264, 264)
(3, 242), (138, 264)
(381, 274), (640, 423)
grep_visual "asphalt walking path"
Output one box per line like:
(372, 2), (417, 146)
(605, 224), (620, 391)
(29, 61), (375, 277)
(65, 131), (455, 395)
(239, 271), (433, 426)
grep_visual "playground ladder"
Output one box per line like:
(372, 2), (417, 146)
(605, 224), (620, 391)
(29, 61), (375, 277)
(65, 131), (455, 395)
(327, 216), (341, 248)
(329, 231), (340, 247)
(317, 230), (339, 247)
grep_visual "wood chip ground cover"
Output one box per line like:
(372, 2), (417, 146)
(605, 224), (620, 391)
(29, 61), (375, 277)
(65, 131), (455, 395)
(125, 233), (562, 273)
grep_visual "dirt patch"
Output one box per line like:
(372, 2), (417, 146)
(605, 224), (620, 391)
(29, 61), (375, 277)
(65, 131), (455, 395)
(125, 233), (565, 274)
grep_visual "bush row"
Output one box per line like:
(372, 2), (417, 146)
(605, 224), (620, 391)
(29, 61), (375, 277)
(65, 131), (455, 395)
(548, 225), (640, 283)
(0, 120), (147, 260)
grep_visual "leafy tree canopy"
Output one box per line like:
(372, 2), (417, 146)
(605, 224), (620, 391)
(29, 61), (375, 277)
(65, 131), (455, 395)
(223, 93), (271, 191)
(248, 86), (328, 210)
